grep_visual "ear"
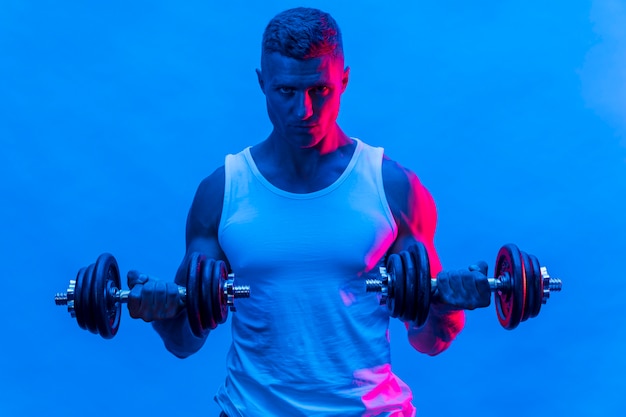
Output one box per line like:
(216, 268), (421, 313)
(341, 66), (350, 93)
(256, 68), (265, 93)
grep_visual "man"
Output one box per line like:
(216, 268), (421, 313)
(128, 7), (491, 416)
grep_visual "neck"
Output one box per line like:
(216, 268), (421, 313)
(267, 126), (352, 178)
(251, 127), (357, 193)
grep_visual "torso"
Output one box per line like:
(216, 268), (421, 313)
(214, 138), (415, 415)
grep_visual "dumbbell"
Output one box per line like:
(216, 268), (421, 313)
(366, 242), (562, 330)
(54, 252), (250, 339)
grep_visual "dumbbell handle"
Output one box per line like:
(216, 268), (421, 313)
(431, 277), (503, 292)
(54, 274), (251, 307)
(431, 276), (561, 293)
(365, 273), (504, 295)
(367, 266), (563, 296)
(54, 284), (185, 306)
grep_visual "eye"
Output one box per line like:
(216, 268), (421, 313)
(314, 86), (329, 95)
(278, 86), (294, 94)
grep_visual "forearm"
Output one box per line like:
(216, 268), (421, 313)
(152, 310), (208, 358)
(406, 304), (465, 356)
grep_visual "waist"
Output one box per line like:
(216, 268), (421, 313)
(230, 268), (389, 374)
(216, 286), (405, 415)
(217, 359), (415, 417)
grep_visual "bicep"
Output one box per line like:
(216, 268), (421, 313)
(384, 159), (442, 275)
(175, 167), (228, 284)
(412, 183), (442, 275)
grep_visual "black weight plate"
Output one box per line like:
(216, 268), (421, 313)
(93, 253), (121, 339)
(410, 242), (431, 328)
(186, 253), (205, 338)
(520, 251), (533, 323)
(383, 255), (397, 317)
(200, 258), (217, 331)
(74, 266), (88, 330)
(529, 254), (543, 318)
(83, 263), (99, 334)
(494, 244), (525, 330)
(385, 254), (404, 318)
(400, 251), (418, 323)
(212, 260), (229, 325)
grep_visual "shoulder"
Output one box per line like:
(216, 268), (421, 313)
(381, 155), (437, 242)
(381, 156), (416, 194)
(186, 166), (225, 238)
(192, 166), (225, 210)
(196, 165), (225, 198)
(381, 155), (432, 209)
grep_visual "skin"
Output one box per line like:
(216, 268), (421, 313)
(252, 52), (353, 193)
(149, 51), (466, 357)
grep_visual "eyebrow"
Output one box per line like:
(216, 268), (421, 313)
(270, 73), (332, 86)
(273, 80), (331, 89)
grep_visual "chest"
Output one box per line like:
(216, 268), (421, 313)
(223, 195), (392, 272)
(220, 179), (399, 284)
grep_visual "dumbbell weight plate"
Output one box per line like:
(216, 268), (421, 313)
(186, 253), (207, 338)
(386, 254), (406, 319)
(74, 266), (88, 330)
(83, 263), (99, 334)
(212, 260), (229, 325)
(92, 253), (121, 339)
(528, 254), (543, 318)
(494, 244), (525, 330)
(400, 251), (418, 323)
(410, 242), (431, 328)
(200, 258), (217, 331)
(520, 251), (534, 323)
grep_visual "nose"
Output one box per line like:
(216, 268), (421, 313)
(295, 91), (314, 120)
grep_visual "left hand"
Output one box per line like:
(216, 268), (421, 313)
(434, 261), (491, 310)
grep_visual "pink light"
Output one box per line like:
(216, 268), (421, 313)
(354, 364), (416, 416)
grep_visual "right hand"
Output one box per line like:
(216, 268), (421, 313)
(127, 271), (184, 322)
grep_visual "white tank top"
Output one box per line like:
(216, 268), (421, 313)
(215, 138), (415, 416)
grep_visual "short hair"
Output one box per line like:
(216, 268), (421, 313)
(261, 7), (344, 61)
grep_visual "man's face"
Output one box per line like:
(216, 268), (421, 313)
(257, 52), (349, 149)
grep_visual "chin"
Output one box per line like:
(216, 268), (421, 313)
(285, 129), (321, 146)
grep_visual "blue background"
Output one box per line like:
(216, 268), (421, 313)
(2, 1), (625, 416)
